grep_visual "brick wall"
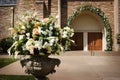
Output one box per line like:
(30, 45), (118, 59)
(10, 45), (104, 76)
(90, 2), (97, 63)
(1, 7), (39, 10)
(0, 7), (13, 39)
(67, 0), (114, 50)
(68, 0), (114, 32)
(14, 0), (43, 22)
(14, 0), (58, 24)
(50, 0), (58, 16)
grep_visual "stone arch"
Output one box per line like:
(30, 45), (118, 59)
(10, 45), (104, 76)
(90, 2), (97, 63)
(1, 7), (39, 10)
(67, 5), (112, 51)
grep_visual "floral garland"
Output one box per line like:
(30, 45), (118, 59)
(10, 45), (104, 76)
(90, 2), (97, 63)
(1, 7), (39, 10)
(67, 5), (112, 51)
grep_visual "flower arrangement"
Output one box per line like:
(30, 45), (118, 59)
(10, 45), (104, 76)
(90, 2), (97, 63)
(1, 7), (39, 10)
(8, 12), (74, 58)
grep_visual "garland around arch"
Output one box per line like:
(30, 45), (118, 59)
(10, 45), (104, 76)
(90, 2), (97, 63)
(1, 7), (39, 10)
(67, 5), (112, 51)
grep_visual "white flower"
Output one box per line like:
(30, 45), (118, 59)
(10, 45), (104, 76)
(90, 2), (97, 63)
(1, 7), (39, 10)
(60, 46), (64, 51)
(14, 51), (19, 59)
(42, 42), (49, 48)
(19, 35), (24, 40)
(54, 25), (60, 29)
(7, 48), (11, 56)
(26, 33), (30, 37)
(27, 25), (30, 28)
(64, 27), (70, 30)
(38, 27), (42, 33)
(62, 31), (67, 38)
(26, 39), (34, 50)
(34, 41), (42, 50)
(46, 30), (53, 36)
(48, 31), (53, 36)
(27, 39), (34, 44)
(49, 38), (55, 46)
(71, 33), (74, 37)
(71, 40), (75, 43)
(48, 37), (58, 46)
(38, 27), (47, 35)
(12, 41), (18, 47)
(42, 31), (47, 35)
(21, 26), (26, 30)
(49, 26), (53, 30)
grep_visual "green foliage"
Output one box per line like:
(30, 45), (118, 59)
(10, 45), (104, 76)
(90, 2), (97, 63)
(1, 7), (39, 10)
(0, 37), (14, 53)
(67, 5), (112, 51)
(0, 58), (18, 68)
(0, 75), (35, 80)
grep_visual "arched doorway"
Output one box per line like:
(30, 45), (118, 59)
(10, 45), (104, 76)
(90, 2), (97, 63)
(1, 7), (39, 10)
(71, 11), (104, 51)
(68, 5), (112, 51)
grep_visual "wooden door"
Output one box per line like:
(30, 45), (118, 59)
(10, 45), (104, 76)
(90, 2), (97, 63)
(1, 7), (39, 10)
(71, 32), (83, 50)
(88, 32), (102, 50)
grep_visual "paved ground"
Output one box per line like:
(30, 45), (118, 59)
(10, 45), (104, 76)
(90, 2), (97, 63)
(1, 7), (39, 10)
(0, 51), (120, 80)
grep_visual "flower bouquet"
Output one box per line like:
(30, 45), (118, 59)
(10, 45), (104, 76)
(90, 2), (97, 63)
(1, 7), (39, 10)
(8, 12), (74, 57)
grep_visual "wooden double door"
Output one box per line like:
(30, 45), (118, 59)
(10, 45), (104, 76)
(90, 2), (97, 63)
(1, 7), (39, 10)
(71, 32), (102, 51)
(71, 32), (83, 50)
(88, 32), (102, 50)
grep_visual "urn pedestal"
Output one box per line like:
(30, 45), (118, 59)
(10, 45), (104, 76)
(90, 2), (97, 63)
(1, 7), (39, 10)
(20, 55), (61, 80)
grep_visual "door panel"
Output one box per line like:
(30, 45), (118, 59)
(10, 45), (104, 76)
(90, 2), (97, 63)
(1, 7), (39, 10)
(88, 32), (102, 50)
(71, 32), (83, 50)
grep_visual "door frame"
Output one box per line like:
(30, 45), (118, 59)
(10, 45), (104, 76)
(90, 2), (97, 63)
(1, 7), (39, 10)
(88, 32), (102, 50)
(83, 32), (104, 51)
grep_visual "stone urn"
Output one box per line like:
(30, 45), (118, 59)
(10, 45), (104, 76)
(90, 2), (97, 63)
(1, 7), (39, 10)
(20, 55), (61, 80)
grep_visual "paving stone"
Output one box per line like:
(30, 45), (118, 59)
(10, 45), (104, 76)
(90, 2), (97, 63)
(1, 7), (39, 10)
(0, 51), (120, 80)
